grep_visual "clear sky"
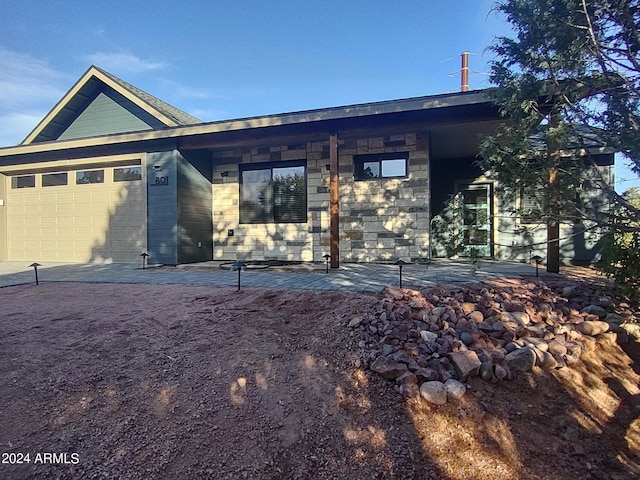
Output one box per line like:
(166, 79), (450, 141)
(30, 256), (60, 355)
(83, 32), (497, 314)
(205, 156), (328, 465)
(0, 0), (636, 190)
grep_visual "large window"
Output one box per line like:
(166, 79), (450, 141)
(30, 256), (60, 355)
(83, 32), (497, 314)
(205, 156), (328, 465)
(354, 152), (408, 180)
(240, 161), (306, 223)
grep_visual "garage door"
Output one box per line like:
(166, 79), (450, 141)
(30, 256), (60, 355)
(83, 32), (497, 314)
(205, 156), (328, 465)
(6, 165), (146, 262)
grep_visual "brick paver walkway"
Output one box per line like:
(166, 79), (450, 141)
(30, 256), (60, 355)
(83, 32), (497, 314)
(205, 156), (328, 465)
(0, 259), (547, 292)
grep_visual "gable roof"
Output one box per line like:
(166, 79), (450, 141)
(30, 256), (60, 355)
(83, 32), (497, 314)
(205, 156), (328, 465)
(22, 65), (202, 145)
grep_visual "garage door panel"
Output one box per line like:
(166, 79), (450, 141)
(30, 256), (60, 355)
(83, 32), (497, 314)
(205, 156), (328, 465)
(40, 204), (57, 216)
(90, 192), (112, 202)
(7, 166), (146, 262)
(23, 205), (40, 215)
(57, 217), (74, 228)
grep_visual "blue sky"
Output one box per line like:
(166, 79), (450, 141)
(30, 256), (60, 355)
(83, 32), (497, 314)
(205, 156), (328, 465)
(0, 0), (636, 190)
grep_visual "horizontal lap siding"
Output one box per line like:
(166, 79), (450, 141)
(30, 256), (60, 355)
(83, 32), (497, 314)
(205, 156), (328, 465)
(58, 92), (153, 140)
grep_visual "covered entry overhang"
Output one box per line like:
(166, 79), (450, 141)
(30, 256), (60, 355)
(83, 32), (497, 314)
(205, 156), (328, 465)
(0, 90), (502, 265)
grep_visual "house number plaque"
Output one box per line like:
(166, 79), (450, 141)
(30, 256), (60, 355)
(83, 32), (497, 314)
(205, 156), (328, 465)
(153, 175), (169, 186)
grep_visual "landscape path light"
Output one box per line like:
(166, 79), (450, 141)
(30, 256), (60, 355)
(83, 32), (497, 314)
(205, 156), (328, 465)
(232, 260), (246, 291)
(322, 254), (331, 274)
(394, 259), (407, 288)
(531, 255), (543, 277)
(140, 252), (149, 269)
(29, 262), (41, 285)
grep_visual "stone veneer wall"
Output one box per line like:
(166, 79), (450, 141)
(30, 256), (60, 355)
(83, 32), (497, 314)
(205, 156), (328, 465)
(338, 132), (430, 262)
(211, 132), (429, 262)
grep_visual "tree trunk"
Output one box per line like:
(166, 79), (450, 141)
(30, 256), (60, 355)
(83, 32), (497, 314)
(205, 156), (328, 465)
(546, 217), (560, 273)
(546, 111), (561, 274)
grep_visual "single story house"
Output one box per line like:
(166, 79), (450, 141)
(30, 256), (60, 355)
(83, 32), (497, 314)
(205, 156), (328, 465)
(0, 66), (613, 266)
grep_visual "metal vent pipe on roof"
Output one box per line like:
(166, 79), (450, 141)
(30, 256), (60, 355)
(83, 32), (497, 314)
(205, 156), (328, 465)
(461, 51), (469, 92)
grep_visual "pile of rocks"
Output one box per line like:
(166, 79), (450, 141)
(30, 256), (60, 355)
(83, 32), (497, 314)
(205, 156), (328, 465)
(348, 279), (638, 405)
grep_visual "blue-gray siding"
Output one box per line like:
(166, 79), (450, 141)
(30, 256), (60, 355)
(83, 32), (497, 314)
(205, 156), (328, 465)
(147, 150), (179, 265)
(178, 150), (213, 263)
(59, 92), (153, 140)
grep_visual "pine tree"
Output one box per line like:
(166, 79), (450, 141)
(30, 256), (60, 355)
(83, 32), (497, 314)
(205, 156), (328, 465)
(480, 0), (640, 273)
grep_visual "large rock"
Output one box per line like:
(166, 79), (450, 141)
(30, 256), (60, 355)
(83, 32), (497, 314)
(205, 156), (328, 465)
(500, 311), (530, 326)
(414, 368), (440, 383)
(444, 379), (467, 400)
(348, 315), (365, 328)
(522, 337), (549, 351)
(479, 361), (494, 381)
(576, 320), (610, 336)
(581, 305), (607, 319)
(370, 356), (408, 380)
(605, 312), (625, 325)
(448, 350), (481, 381)
(461, 303), (477, 314)
(505, 347), (536, 372)
(420, 381), (447, 405)
(420, 330), (438, 343)
(622, 323), (640, 340)
(547, 340), (567, 357)
(460, 331), (474, 346)
(390, 351), (420, 372)
(533, 347), (558, 369)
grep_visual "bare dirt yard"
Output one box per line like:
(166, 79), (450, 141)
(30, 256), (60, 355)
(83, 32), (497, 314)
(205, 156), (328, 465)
(0, 277), (639, 479)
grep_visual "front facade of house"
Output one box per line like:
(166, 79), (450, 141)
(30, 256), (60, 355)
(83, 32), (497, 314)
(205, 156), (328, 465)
(0, 67), (613, 266)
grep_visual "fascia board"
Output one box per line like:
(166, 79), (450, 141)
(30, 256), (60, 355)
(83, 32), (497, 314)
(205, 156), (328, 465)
(21, 67), (179, 145)
(5, 90), (493, 157)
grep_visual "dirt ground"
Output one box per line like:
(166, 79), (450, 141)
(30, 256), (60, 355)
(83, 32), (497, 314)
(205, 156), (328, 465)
(0, 279), (639, 480)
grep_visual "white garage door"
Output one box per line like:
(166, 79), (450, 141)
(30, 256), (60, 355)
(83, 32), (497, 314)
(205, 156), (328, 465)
(6, 165), (146, 262)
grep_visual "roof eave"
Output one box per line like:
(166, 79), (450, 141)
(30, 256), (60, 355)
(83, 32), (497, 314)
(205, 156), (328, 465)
(2, 89), (495, 158)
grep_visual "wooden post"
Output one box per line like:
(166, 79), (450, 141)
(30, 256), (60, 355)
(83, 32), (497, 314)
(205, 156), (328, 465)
(329, 133), (339, 268)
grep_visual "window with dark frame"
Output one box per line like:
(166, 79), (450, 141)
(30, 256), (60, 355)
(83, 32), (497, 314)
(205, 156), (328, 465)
(11, 175), (35, 189)
(520, 189), (544, 224)
(76, 170), (105, 184)
(114, 166), (142, 182)
(240, 161), (307, 224)
(42, 172), (68, 187)
(354, 153), (408, 180)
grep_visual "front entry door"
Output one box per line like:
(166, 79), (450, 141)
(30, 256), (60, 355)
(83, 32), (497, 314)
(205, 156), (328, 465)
(458, 183), (492, 257)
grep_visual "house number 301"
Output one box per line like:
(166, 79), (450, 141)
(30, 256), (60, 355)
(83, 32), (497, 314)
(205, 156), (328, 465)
(155, 176), (169, 185)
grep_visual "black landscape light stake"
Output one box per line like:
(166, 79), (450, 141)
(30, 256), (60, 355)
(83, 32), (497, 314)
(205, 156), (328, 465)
(394, 259), (407, 288)
(322, 254), (331, 274)
(232, 260), (246, 291)
(532, 255), (543, 277)
(29, 262), (41, 285)
(140, 252), (149, 269)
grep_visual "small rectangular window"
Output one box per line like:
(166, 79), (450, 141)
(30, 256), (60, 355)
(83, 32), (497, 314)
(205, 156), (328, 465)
(520, 189), (544, 224)
(114, 166), (142, 182)
(11, 175), (36, 189)
(354, 153), (408, 180)
(76, 170), (104, 184)
(42, 172), (68, 187)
